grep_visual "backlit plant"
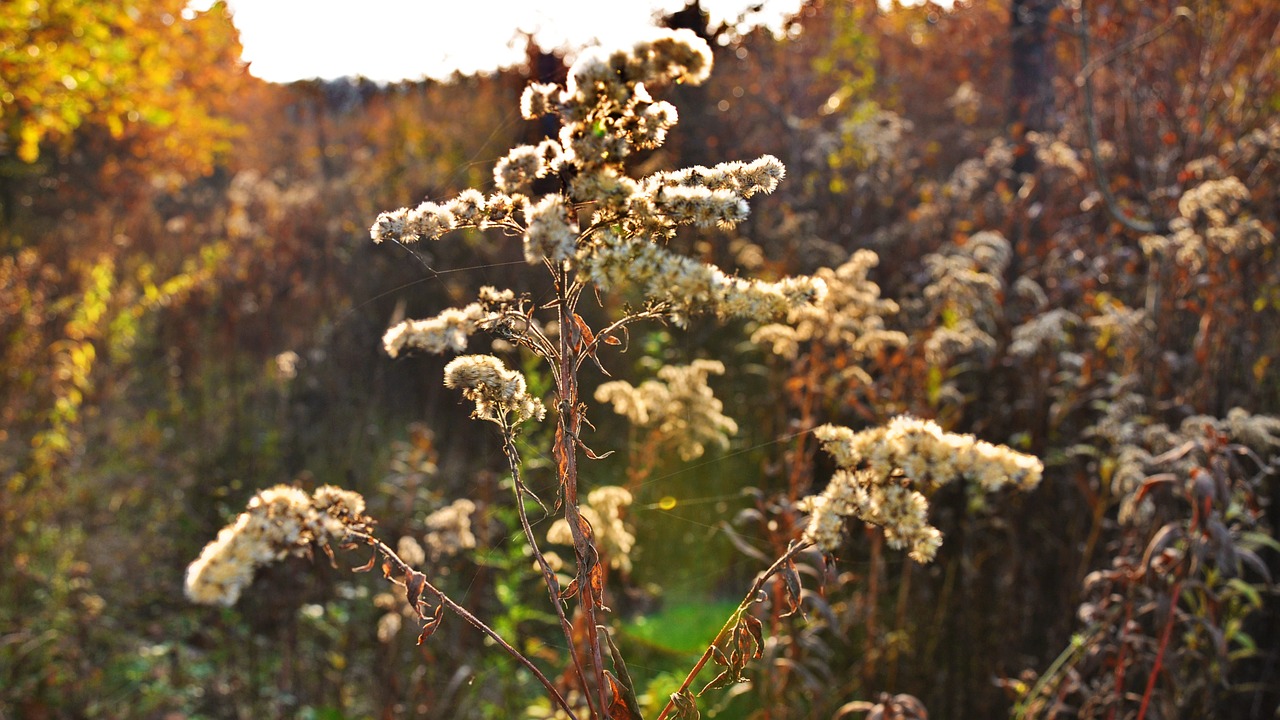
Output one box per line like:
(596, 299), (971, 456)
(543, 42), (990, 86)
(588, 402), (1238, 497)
(186, 29), (1042, 719)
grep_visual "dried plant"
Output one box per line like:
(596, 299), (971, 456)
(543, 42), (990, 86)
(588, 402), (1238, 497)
(185, 29), (1043, 720)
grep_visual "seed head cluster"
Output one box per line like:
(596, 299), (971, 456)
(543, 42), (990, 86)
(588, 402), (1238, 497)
(595, 359), (738, 461)
(443, 354), (546, 426)
(185, 485), (368, 606)
(368, 28), (824, 349)
(800, 417), (1043, 562)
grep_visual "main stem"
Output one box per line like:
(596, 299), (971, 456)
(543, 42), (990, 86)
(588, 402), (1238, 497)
(555, 268), (610, 719)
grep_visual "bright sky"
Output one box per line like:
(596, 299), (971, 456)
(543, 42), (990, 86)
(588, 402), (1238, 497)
(210, 0), (809, 83)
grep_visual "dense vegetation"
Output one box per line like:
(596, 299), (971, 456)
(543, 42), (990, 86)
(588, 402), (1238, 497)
(2, 1), (1278, 718)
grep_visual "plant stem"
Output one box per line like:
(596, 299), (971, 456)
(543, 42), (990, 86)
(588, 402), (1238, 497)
(554, 264), (611, 718)
(351, 531), (579, 720)
(1136, 579), (1182, 720)
(501, 425), (599, 719)
(654, 541), (813, 720)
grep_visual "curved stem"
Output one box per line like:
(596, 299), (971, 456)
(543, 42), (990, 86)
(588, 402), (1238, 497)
(500, 423), (599, 719)
(350, 531), (579, 720)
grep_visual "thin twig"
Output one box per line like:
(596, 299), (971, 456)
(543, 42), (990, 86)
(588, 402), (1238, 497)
(349, 531), (580, 720)
(654, 541), (814, 720)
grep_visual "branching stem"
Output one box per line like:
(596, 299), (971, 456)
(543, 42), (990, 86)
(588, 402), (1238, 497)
(654, 541), (814, 720)
(349, 531), (579, 720)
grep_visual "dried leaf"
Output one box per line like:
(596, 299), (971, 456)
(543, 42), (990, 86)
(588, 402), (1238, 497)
(405, 570), (427, 615)
(353, 552), (378, 573)
(710, 644), (729, 667)
(560, 577), (580, 600)
(604, 671), (641, 720)
(780, 560), (804, 618)
(698, 668), (735, 696)
(416, 614), (442, 645)
(740, 614), (764, 660)
(601, 627), (640, 705)
(578, 439), (616, 460)
(671, 690), (700, 719)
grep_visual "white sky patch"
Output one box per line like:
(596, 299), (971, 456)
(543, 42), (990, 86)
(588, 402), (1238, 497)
(197, 0), (811, 83)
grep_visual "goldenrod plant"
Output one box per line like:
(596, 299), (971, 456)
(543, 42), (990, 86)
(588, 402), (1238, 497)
(187, 29), (1042, 720)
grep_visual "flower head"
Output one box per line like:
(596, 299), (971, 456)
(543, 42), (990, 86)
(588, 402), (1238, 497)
(185, 485), (369, 606)
(443, 354), (546, 426)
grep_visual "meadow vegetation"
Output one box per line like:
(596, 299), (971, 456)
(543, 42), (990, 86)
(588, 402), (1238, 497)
(2, 1), (1278, 718)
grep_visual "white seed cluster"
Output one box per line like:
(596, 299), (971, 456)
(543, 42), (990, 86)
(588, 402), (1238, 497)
(443, 354), (546, 426)
(595, 359), (738, 461)
(1141, 176), (1273, 272)
(751, 249), (906, 360)
(185, 485), (367, 606)
(582, 233), (826, 326)
(1009, 308), (1083, 358)
(423, 498), (478, 561)
(382, 303), (493, 357)
(920, 231), (1010, 366)
(800, 417), (1043, 562)
(371, 29), (825, 345)
(523, 194), (578, 264)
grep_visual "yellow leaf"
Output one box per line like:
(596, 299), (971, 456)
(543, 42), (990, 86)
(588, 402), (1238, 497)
(18, 122), (41, 163)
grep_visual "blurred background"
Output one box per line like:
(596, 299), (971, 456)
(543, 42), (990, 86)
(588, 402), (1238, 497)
(2, 1), (1278, 718)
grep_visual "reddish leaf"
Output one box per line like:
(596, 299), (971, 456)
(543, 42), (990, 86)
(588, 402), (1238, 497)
(416, 614), (442, 645)
(353, 553), (378, 573)
(405, 570), (427, 615)
(605, 671), (641, 720)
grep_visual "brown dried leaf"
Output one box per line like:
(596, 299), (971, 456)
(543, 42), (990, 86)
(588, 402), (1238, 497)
(416, 614), (442, 645)
(671, 689), (700, 719)
(604, 671), (641, 720)
(740, 614), (764, 660)
(405, 570), (427, 615)
(560, 577), (580, 601)
(780, 560), (803, 618)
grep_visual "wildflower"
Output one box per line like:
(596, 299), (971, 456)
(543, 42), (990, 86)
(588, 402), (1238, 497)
(581, 233), (826, 325)
(521, 82), (560, 119)
(752, 248), (905, 361)
(800, 417), (1043, 561)
(494, 143), (556, 194)
(595, 360), (738, 461)
(382, 303), (492, 357)
(443, 354), (546, 426)
(423, 499), (478, 560)
(186, 485), (368, 606)
(523, 194), (579, 265)
(445, 188), (488, 225)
